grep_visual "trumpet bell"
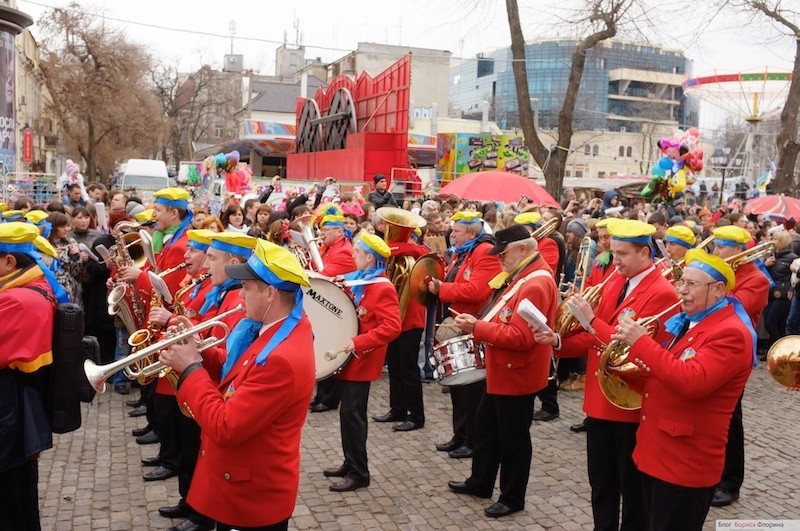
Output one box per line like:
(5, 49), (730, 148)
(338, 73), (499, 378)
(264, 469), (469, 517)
(767, 335), (800, 388)
(376, 207), (426, 244)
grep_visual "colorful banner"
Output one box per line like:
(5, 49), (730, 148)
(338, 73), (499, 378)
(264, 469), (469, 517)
(0, 31), (15, 172)
(437, 133), (530, 184)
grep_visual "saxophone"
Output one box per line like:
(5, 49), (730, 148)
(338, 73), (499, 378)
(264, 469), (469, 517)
(107, 221), (146, 333)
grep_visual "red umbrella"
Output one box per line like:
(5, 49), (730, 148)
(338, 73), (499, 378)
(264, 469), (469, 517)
(438, 171), (559, 207)
(746, 195), (800, 221)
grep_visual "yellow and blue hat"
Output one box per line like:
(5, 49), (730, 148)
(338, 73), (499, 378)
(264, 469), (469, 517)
(209, 232), (256, 258)
(186, 229), (215, 252)
(2, 209), (25, 222)
(0, 222), (69, 302)
(665, 225), (696, 249)
(222, 239), (309, 380)
(712, 226), (750, 248)
(595, 218), (618, 230)
(355, 232), (391, 262)
(0, 202), (8, 214)
(684, 249), (735, 291)
(608, 219), (655, 244)
(24, 210), (52, 237)
(134, 208), (155, 224)
(450, 211), (482, 225)
(33, 235), (58, 258)
(514, 212), (541, 227)
(315, 203), (345, 228)
(153, 187), (190, 209)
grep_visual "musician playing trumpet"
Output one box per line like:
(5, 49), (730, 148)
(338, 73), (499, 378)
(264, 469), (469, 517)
(447, 225), (558, 518)
(158, 240), (316, 531)
(535, 219), (678, 531)
(611, 250), (755, 531)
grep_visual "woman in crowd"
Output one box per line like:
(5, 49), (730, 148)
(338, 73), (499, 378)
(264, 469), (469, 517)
(46, 211), (85, 305)
(344, 213), (361, 240)
(253, 204), (274, 233)
(191, 206), (209, 229)
(763, 230), (797, 350)
(220, 204), (248, 233)
(200, 216), (224, 232)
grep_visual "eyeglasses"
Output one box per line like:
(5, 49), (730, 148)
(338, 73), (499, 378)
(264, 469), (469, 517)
(498, 245), (517, 258)
(674, 279), (717, 290)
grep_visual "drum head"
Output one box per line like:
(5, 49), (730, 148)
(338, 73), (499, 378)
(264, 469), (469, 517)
(410, 253), (445, 306)
(303, 277), (358, 381)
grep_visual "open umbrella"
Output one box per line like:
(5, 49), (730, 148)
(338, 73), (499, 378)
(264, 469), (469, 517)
(746, 195), (800, 222)
(438, 171), (559, 207)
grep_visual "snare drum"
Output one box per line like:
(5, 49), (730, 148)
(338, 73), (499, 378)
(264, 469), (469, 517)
(303, 275), (359, 381)
(430, 335), (486, 386)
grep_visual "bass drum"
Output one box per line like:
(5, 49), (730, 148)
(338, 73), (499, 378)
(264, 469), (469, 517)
(303, 275), (359, 381)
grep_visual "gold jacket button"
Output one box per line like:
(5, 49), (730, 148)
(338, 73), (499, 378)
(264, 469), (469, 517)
(223, 472), (231, 481)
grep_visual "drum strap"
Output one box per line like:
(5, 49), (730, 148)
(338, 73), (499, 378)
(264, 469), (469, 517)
(481, 270), (551, 323)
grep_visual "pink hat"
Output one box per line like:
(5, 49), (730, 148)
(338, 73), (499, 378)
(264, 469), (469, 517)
(65, 159), (79, 176)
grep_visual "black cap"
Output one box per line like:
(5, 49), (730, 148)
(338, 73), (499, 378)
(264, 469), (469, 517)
(225, 262), (260, 281)
(373, 173), (386, 184)
(488, 225), (533, 255)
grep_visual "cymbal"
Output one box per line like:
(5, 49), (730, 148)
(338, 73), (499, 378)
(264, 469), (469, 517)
(410, 253), (444, 306)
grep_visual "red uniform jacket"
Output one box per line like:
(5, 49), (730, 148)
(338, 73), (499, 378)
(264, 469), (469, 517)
(179, 316), (316, 527)
(472, 256), (558, 395)
(321, 237), (356, 277)
(336, 277), (402, 382)
(584, 256), (615, 289)
(630, 304), (753, 487)
(1, 276), (56, 373)
(538, 237), (560, 278)
(389, 241), (428, 331)
(134, 231), (190, 312)
(560, 266), (679, 423)
(439, 241), (502, 315)
(730, 262), (770, 326)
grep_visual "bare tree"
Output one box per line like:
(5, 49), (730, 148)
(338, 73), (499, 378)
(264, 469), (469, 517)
(506, 0), (638, 198)
(728, 1), (800, 193)
(37, 3), (163, 181)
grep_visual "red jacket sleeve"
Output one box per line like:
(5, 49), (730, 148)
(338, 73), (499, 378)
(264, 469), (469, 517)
(352, 284), (402, 355)
(439, 244), (501, 308)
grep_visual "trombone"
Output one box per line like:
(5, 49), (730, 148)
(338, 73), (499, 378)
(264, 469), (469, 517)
(85, 304), (244, 394)
(724, 241), (775, 270)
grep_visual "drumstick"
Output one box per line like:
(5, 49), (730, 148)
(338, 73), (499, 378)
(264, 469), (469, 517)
(435, 323), (460, 329)
(324, 347), (359, 360)
(449, 308), (461, 317)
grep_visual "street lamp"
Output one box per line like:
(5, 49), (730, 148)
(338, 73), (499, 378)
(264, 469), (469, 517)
(712, 148), (732, 207)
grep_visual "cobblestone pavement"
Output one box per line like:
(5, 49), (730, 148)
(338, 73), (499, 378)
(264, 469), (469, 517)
(39, 364), (800, 530)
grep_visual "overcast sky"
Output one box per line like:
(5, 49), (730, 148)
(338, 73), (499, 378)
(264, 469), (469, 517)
(18, 0), (797, 129)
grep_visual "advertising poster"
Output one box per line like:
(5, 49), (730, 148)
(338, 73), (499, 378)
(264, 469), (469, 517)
(0, 31), (14, 172)
(437, 133), (530, 184)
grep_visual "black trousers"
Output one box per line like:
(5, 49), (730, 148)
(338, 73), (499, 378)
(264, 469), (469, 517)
(153, 392), (180, 470)
(0, 460), (40, 531)
(641, 472), (714, 531)
(718, 393), (744, 493)
(585, 417), (644, 531)
(387, 328), (425, 424)
(339, 380), (371, 481)
(534, 361), (559, 414)
(451, 379), (485, 448)
(216, 518), (288, 531)
(466, 392), (536, 509)
(142, 379), (157, 428)
(314, 378), (341, 409)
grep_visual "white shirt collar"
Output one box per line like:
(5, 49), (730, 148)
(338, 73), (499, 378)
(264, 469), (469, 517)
(624, 264), (656, 298)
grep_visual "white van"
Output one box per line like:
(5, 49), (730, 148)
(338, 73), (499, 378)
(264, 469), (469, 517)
(120, 159), (170, 201)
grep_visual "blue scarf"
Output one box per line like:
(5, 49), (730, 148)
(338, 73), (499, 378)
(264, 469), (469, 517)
(343, 264), (386, 305)
(665, 296), (758, 367)
(199, 278), (241, 316)
(449, 232), (483, 255)
(754, 258), (776, 290)
(190, 281), (203, 301)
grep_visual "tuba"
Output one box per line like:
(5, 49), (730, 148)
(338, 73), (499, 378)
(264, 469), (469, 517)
(377, 207), (427, 320)
(291, 214), (324, 272)
(766, 335), (800, 388)
(597, 301), (682, 409)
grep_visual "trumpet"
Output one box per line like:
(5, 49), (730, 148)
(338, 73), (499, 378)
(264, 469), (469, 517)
(724, 241), (775, 270)
(530, 217), (560, 241)
(661, 235), (715, 281)
(597, 301), (682, 410)
(85, 304), (244, 394)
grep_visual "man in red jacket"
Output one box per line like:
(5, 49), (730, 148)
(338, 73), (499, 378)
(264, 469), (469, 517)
(323, 232), (402, 492)
(428, 211), (501, 458)
(159, 240), (316, 531)
(448, 225), (558, 518)
(613, 250), (754, 530)
(710, 225), (770, 508)
(537, 219), (679, 531)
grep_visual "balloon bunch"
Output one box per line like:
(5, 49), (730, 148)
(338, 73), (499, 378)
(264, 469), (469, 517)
(642, 127), (704, 203)
(199, 150), (251, 195)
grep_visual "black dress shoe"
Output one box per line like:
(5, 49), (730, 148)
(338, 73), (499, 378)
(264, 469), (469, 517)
(435, 437), (464, 452)
(114, 383), (130, 395)
(485, 501), (520, 518)
(125, 399), (141, 407)
(323, 464), (350, 478)
(131, 426), (151, 437)
(569, 421), (587, 433)
(711, 488), (739, 507)
(449, 445), (474, 459)
(167, 519), (215, 531)
(447, 480), (491, 498)
(159, 504), (188, 518)
(392, 421), (423, 432)
(532, 409), (559, 422)
(143, 465), (177, 481)
(329, 476), (370, 492)
(141, 455), (161, 467)
(136, 431), (159, 445)
(372, 411), (405, 422)
(309, 403), (335, 413)
(128, 405), (147, 417)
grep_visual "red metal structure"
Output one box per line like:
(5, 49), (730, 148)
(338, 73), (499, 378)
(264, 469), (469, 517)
(287, 56), (411, 185)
